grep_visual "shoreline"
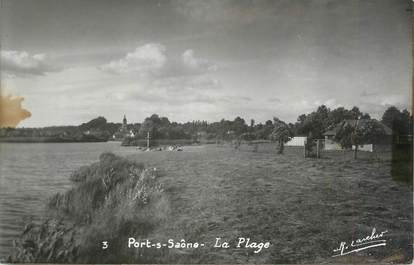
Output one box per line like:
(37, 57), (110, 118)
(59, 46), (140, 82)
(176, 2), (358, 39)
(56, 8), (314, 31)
(0, 137), (108, 143)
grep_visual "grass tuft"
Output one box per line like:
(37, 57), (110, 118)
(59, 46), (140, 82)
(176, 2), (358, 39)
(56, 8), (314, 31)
(9, 152), (168, 263)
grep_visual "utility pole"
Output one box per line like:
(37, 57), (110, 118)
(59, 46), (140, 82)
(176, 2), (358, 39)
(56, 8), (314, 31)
(316, 139), (320, 158)
(146, 131), (150, 149)
(352, 116), (361, 159)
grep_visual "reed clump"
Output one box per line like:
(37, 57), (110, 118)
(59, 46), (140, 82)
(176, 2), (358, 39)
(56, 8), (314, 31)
(9, 152), (169, 263)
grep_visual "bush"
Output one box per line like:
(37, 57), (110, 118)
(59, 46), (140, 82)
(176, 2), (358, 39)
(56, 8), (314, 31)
(10, 153), (168, 263)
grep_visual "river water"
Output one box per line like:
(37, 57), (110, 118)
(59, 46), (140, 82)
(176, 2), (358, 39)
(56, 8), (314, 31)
(0, 142), (138, 259)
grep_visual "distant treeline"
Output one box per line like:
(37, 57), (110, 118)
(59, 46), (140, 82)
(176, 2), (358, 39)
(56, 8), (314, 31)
(126, 105), (411, 140)
(1, 105), (411, 144)
(0, 117), (123, 142)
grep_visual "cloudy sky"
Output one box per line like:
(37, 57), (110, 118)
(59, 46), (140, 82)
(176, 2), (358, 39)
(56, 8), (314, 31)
(0, 0), (411, 127)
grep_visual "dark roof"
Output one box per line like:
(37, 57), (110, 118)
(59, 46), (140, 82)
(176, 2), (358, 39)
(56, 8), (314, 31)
(323, 119), (392, 136)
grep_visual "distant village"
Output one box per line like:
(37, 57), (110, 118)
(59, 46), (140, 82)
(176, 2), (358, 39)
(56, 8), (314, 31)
(0, 105), (412, 153)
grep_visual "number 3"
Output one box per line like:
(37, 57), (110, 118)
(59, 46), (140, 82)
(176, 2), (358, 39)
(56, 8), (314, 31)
(102, 241), (108, 249)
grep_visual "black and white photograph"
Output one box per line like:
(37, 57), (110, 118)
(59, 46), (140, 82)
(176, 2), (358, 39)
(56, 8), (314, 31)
(0, 0), (413, 263)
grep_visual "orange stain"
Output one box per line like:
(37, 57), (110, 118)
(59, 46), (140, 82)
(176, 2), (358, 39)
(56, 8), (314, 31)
(0, 94), (32, 128)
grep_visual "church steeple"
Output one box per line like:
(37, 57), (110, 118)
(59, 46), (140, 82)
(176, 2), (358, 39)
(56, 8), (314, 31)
(123, 115), (127, 125)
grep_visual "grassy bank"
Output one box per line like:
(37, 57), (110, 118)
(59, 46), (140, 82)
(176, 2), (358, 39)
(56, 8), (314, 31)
(8, 153), (169, 263)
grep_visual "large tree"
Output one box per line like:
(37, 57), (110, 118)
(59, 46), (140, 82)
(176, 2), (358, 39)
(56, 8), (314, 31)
(295, 105), (330, 138)
(79, 117), (107, 131)
(270, 117), (292, 154)
(381, 106), (412, 137)
(232, 116), (248, 136)
(335, 119), (387, 159)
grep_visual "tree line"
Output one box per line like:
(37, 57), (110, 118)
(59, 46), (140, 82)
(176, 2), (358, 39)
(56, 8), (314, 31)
(126, 105), (412, 142)
(0, 105), (411, 144)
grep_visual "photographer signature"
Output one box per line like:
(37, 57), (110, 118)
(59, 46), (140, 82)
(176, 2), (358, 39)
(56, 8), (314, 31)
(332, 228), (388, 257)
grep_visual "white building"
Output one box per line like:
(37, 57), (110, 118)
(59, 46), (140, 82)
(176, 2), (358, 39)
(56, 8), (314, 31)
(285, 136), (306, 146)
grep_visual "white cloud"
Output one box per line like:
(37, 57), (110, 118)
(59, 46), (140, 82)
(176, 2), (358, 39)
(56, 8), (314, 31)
(100, 43), (167, 75)
(99, 44), (220, 108)
(182, 49), (217, 72)
(1, 50), (61, 76)
(104, 73), (224, 109)
(99, 44), (217, 78)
